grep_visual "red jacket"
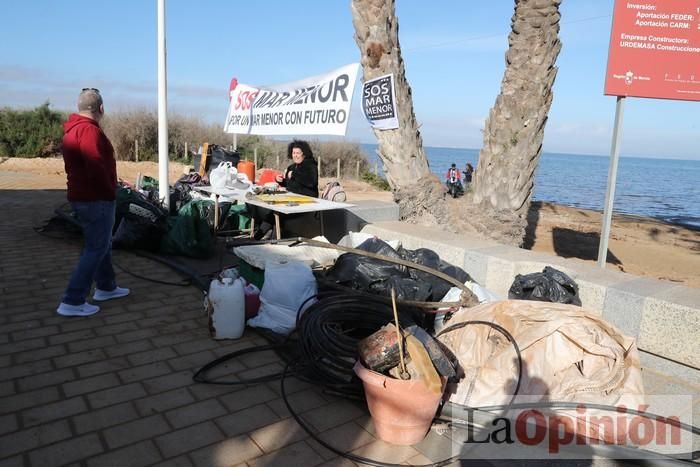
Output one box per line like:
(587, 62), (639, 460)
(445, 167), (462, 182)
(62, 114), (117, 201)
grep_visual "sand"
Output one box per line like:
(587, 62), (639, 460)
(2, 156), (698, 288)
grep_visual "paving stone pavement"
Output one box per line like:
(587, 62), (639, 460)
(0, 188), (383, 466)
(0, 185), (697, 466)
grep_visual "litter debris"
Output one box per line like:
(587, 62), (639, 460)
(508, 266), (582, 306)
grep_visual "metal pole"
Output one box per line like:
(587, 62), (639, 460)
(336, 158), (340, 179)
(253, 147), (258, 171)
(233, 133), (237, 151)
(597, 96), (626, 268)
(157, 0), (169, 209)
(356, 160), (360, 179)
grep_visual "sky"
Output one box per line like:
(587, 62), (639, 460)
(1, 1), (698, 160)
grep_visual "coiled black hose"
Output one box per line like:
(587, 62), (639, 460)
(294, 290), (419, 397)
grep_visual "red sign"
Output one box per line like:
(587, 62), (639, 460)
(604, 0), (700, 101)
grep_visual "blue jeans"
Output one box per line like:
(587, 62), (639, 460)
(62, 201), (117, 305)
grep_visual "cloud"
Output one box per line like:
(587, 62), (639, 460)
(0, 63), (229, 114)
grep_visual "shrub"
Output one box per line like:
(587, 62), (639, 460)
(310, 140), (369, 178)
(361, 171), (391, 190)
(238, 139), (370, 180)
(0, 103), (65, 157)
(101, 109), (239, 162)
(0, 105), (373, 178)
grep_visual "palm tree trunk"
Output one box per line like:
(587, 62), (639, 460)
(472, 0), (562, 216)
(351, 0), (434, 191)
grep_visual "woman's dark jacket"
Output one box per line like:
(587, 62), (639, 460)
(280, 157), (318, 197)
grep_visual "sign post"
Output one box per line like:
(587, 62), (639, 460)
(597, 96), (625, 267)
(157, 0), (169, 209)
(599, 0), (700, 267)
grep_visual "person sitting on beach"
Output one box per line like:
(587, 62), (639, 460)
(463, 163), (474, 184)
(275, 140), (318, 197)
(445, 163), (464, 197)
(445, 163), (462, 187)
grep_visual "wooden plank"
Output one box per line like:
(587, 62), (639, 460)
(198, 142), (209, 177)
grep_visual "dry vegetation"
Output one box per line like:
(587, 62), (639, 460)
(1, 105), (383, 186)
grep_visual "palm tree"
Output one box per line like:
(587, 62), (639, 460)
(351, 0), (446, 223)
(472, 0), (562, 222)
(351, 0), (562, 245)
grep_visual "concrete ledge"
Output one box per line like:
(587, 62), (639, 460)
(359, 220), (700, 381)
(346, 199), (400, 223)
(277, 200), (400, 243)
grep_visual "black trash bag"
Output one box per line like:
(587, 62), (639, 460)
(400, 247), (440, 270)
(193, 145), (240, 175)
(508, 266), (582, 306)
(399, 247), (473, 301)
(326, 239), (476, 302)
(171, 172), (203, 213)
(209, 144), (240, 168)
(113, 216), (164, 251)
(325, 238), (410, 293)
(326, 251), (410, 293)
(370, 276), (433, 302)
(113, 186), (169, 251)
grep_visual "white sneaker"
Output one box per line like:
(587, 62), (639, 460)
(93, 286), (130, 302)
(57, 302), (100, 317)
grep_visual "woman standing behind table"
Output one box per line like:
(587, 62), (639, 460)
(275, 140), (319, 197)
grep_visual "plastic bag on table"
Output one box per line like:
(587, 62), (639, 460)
(209, 161), (235, 189)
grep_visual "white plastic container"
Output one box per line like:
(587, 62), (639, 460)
(207, 277), (245, 339)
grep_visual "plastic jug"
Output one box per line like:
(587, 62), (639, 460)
(244, 283), (261, 319)
(207, 277), (245, 339)
(257, 169), (283, 185)
(237, 160), (256, 185)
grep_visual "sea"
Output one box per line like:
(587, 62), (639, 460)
(359, 144), (700, 230)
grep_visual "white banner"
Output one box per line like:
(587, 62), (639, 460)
(224, 63), (360, 136)
(361, 73), (399, 130)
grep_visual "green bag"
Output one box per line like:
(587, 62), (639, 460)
(160, 199), (214, 258)
(219, 203), (251, 232)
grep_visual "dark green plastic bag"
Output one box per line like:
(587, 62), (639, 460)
(160, 200), (214, 258)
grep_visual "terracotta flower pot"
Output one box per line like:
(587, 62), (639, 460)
(353, 360), (444, 445)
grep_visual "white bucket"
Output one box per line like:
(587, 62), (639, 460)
(207, 277), (245, 339)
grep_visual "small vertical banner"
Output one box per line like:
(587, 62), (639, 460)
(362, 73), (399, 129)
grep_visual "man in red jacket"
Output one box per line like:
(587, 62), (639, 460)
(57, 88), (130, 317)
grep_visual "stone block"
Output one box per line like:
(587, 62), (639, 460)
(189, 434), (262, 466)
(154, 421), (224, 458)
(638, 286), (700, 369)
(602, 277), (675, 339)
(85, 440), (162, 467)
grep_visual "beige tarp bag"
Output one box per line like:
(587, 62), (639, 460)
(438, 300), (645, 443)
